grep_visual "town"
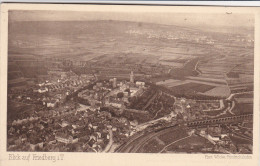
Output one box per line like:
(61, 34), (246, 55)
(7, 17), (254, 154)
(7, 67), (253, 153)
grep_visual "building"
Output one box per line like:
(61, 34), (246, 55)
(38, 87), (48, 93)
(105, 100), (123, 108)
(55, 132), (78, 144)
(130, 71), (134, 83)
(55, 134), (72, 144)
(60, 121), (69, 128)
(47, 100), (57, 108)
(129, 87), (143, 97)
(207, 134), (220, 142)
(136, 81), (145, 87)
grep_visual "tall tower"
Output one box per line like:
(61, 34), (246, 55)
(130, 71), (134, 83)
(113, 78), (117, 88)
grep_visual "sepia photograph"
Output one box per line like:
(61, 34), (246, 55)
(2, 4), (257, 156)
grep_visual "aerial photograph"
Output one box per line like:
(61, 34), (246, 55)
(7, 10), (254, 153)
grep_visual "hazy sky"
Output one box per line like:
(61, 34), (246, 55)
(9, 10), (254, 28)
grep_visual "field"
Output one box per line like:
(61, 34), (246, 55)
(156, 79), (230, 98)
(156, 79), (187, 87)
(235, 93), (253, 98)
(170, 82), (215, 94)
(140, 138), (165, 153)
(8, 20), (254, 99)
(163, 135), (214, 153)
(196, 45), (253, 95)
(140, 128), (188, 153)
(229, 135), (252, 145)
(9, 21), (215, 66)
(233, 103), (253, 115)
(199, 86), (230, 98)
(157, 128), (189, 145)
(186, 76), (227, 85)
(169, 58), (200, 78)
(156, 78), (227, 89)
(156, 71), (230, 98)
(156, 45), (254, 98)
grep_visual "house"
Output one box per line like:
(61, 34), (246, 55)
(207, 134), (220, 141)
(136, 81), (145, 87)
(55, 132), (76, 144)
(38, 83), (45, 87)
(220, 134), (228, 139)
(112, 127), (117, 132)
(105, 99), (124, 108)
(200, 130), (206, 135)
(72, 136), (79, 143)
(47, 99), (58, 108)
(38, 87), (48, 93)
(60, 121), (69, 128)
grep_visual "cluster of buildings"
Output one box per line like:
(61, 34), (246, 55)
(33, 71), (93, 108)
(77, 71), (146, 110)
(8, 60), (253, 154)
(104, 78), (145, 109)
(7, 70), (149, 152)
(7, 96), (143, 152)
(127, 28), (253, 48)
(127, 29), (218, 46)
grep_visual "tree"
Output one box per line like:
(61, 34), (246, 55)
(125, 88), (130, 93)
(117, 92), (124, 99)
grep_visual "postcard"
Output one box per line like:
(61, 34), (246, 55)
(0, 3), (259, 166)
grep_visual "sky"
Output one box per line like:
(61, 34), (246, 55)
(9, 10), (254, 29)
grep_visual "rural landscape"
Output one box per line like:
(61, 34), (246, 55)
(7, 10), (254, 153)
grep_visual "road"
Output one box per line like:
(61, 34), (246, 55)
(226, 91), (253, 101)
(102, 128), (113, 153)
(194, 60), (202, 75)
